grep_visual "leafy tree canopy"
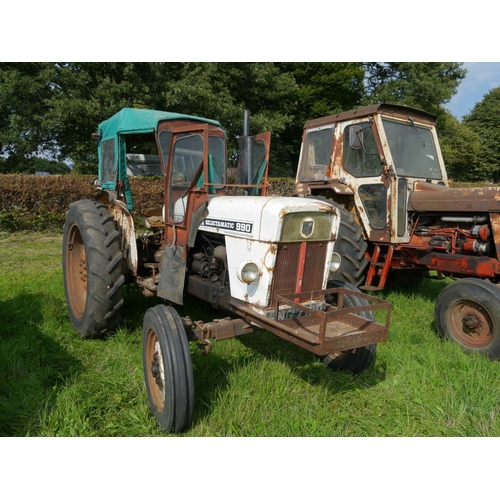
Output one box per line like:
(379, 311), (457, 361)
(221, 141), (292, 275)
(434, 109), (482, 181)
(275, 62), (365, 174)
(463, 87), (500, 182)
(363, 62), (467, 114)
(0, 62), (473, 178)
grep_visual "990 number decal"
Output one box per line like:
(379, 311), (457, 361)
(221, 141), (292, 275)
(201, 218), (253, 234)
(235, 222), (252, 233)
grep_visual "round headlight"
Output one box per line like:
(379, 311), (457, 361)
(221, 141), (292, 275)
(329, 252), (342, 273)
(238, 261), (260, 283)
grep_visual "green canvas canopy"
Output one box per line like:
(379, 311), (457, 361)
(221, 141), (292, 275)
(96, 108), (225, 209)
(97, 108), (224, 141)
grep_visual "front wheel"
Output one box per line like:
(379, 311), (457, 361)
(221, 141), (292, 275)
(322, 280), (377, 374)
(142, 305), (194, 433)
(435, 278), (500, 360)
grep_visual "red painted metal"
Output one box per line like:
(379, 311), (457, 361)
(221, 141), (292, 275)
(295, 241), (308, 298)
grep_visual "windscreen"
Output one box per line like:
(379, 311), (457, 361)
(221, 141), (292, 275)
(382, 118), (442, 179)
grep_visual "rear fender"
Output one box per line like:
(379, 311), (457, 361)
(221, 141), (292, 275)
(409, 184), (500, 213)
(108, 199), (138, 277)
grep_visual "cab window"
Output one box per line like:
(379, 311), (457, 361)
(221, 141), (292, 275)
(344, 123), (382, 178)
(168, 133), (204, 223)
(297, 127), (334, 182)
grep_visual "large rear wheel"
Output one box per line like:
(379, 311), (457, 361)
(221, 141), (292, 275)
(143, 304), (194, 433)
(62, 199), (124, 339)
(435, 278), (500, 360)
(322, 280), (376, 374)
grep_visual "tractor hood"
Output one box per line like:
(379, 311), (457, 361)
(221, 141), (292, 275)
(199, 196), (339, 242)
(408, 182), (500, 213)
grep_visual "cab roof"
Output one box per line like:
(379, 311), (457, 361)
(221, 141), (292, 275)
(97, 107), (225, 141)
(304, 103), (438, 129)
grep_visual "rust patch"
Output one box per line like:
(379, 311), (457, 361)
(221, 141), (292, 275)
(409, 186), (500, 213)
(263, 243), (278, 273)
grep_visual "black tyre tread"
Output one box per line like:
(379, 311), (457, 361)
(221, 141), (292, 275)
(323, 280), (376, 374)
(435, 278), (500, 360)
(167, 306), (195, 428)
(142, 305), (194, 433)
(313, 198), (368, 286)
(143, 307), (175, 432)
(62, 199), (124, 339)
(161, 306), (191, 433)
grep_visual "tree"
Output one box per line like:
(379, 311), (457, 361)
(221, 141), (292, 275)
(435, 109), (482, 181)
(0, 62), (470, 179)
(0, 63), (300, 175)
(160, 63), (299, 174)
(363, 62), (466, 114)
(463, 87), (500, 182)
(44, 62), (176, 173)
(0, 63), (55, 166)
(275, 62), (365, 175)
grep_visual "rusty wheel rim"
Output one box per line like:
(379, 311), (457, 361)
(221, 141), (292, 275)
(65, 224), (87, 319)
(447, 298), (493, 348)
(145, 328), (165, 412)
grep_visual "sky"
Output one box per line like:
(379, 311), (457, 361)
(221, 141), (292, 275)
(446, 62), (500, 120)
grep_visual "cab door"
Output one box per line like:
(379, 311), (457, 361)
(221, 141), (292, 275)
(157, 124), (210, 304)
(340, 119), (394, 243)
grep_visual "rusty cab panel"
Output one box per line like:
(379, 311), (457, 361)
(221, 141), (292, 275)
(156, 120), (221, 304)
(295, 104), (448, 245)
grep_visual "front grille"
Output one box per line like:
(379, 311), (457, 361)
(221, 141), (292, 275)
(270, 241), (328, 305)
(281, 212), (333, 241)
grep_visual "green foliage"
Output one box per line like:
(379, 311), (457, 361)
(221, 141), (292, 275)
(275, 62), (365, 175)
(267, 177), (295, 196)
(163, 63), (299, 175)
(0, 62), (55, 160)
(463, 87), (500, 182)
(363, 62), (467, 113)
(435, 109), (482, 181)
(0, 62), (468, 179)
(0, 63), (300, 175)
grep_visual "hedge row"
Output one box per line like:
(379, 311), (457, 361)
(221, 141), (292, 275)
(0, 174), (295, 232)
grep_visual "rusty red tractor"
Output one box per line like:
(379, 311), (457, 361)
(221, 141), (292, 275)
(62, 108), (391, 433)
(294, 103), (500, 360)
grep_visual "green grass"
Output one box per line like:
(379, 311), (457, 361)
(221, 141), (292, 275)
(2, 231), (500, 437)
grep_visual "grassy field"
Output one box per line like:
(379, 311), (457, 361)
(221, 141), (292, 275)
(2, 231), (500, 438)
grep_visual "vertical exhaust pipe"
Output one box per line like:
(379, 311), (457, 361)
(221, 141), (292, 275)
(243, 109), (250, 137)
(238, 109), (253, 194)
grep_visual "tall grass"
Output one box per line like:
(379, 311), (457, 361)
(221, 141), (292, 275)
(2, 231), (500, 437)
